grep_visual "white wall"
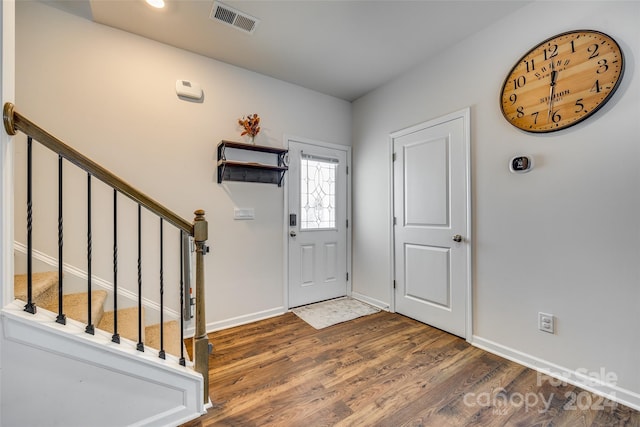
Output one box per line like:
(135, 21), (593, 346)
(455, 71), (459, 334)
(352, 0), (639, 406)
(14, 2), (351, 329)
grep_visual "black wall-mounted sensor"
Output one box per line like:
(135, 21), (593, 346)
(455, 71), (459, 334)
(509, 155), (533, 173)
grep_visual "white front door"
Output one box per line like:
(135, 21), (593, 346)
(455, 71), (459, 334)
(288, 139), (349, 308)
(392, 109), (470, 338)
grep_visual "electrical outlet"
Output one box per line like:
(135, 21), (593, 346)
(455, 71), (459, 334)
(538, 312), (555, 334)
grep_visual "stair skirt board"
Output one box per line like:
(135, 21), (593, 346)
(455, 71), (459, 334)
(1, 300), (205, 426)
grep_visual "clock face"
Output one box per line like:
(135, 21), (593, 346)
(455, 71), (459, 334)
(500, 30), (624, 133)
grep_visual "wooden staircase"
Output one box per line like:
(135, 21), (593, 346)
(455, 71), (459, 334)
(3, 103), (209, 423)
(13, 272), (184, 357)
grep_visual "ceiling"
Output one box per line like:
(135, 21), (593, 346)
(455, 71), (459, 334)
(46, 0), (531, 101)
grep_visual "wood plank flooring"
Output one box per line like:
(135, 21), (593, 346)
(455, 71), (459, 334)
(180, 311), (640, 426)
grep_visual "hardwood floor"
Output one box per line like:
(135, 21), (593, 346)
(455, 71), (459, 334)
(181, 311), (639, 426)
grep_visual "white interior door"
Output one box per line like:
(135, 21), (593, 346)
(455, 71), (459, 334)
(392, 109), (470, 338)
(288, 140), (348, 308)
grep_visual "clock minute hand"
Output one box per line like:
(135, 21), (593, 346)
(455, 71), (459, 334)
(548, 63), (558, 123)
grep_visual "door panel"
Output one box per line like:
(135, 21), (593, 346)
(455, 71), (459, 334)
(393, 110), (470, 338)
(288, 140), (348, 308)
(404, 137), (449, 227)
(301, 245), (315, 285)
(324, 243), (337, 281)
(405, 244), (450, 307)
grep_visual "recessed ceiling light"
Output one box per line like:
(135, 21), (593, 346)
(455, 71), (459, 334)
(145, 0), (165, 9)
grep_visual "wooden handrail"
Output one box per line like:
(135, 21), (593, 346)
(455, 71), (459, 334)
(3, 103), (193, 235)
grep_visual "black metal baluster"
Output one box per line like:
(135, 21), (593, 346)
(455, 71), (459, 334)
(85, 173), (94, 335)
(24, 137), (36, 314)
(56, 155), (66, 324)
(158, 218), (165, 359)
(179, 231), (186, 366)
(137, 204), (144, 352)
(112, 189), (120, 344)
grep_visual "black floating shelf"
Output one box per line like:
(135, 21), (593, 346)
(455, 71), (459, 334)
(217, 140), (288, 186)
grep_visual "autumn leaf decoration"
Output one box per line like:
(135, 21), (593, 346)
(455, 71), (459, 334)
(238, 113), (261, 140)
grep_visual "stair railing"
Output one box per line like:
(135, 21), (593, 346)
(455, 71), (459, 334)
(3, 102), (209, 403)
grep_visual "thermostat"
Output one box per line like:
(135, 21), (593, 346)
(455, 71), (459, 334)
(176, 79), (203, 100)
(509, 155), (533, 173)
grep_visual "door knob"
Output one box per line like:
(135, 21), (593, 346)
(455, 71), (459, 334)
(452, 234), (463, 242)
(290, 230), (297, 237)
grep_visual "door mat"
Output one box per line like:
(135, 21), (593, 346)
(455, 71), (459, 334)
(292, 297), (380, 329)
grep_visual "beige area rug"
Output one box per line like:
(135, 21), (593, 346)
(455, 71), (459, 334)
(292, 297), (380, 329)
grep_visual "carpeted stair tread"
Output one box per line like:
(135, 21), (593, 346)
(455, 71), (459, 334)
(98, 307), (145, 342)
(14, 273), (189, 363)
(41, 290), (107, 326)
(14, 272), (58, 308)
(145, 320), (184, 358)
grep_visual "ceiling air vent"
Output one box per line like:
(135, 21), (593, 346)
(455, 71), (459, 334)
(210, 1), (260, 34)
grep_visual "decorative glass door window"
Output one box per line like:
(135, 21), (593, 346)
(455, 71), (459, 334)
(300, 154), (337, 229)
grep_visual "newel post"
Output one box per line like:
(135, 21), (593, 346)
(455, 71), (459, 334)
(193, 209), (210, 404)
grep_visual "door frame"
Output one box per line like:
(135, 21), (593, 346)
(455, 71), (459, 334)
(283, 135), (352, 309)
(388, 108), (472, 341)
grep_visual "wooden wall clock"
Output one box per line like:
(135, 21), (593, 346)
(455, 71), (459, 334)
(500, 30), (624, 133)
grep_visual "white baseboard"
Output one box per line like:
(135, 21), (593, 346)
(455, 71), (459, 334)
(472, 335), (640, 412)
(184, 306), (287, 338)
(190, 293), (388, 339)
(351, 291), (390, 311)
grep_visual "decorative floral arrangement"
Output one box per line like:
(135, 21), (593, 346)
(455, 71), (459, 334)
(238, 113), (261, 141)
